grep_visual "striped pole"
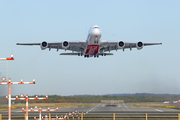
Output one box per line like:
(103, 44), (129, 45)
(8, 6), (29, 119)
(1, 79), (35, 120)
(0, 54), (14, 79)
(26, 96), (28, 120)
(22, 107), (58, 120)
(8, 81), (12, 120)
(39, 108), (42, 120)
(1, 78), (35, 120)
(6, 94), (48, 120)
(0, 54), (14, 120)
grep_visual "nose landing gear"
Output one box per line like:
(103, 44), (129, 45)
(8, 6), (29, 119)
(84, 55), (89, 58)
(94, 55), (99, 58)
(78, 53), (83, 56)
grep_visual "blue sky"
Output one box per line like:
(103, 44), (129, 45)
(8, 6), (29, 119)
(0, 0), (179, 96)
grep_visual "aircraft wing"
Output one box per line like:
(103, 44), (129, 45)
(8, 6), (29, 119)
(16, 43), (41, 45)
(17, 41), (87, 52)
(99, 41), (162, 52)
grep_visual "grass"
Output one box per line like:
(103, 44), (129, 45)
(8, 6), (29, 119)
(128, 102), (169, 108)
(0, 103), (95, 111)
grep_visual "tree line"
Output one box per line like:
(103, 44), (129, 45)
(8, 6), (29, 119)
(0, 94), (180, 104)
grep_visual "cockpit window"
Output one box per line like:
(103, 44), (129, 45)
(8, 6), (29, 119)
(93, 27), (99, 29)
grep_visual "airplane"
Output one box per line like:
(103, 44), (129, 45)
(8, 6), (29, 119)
(16, 25), (162, 58)
(163, 99), (180, 104)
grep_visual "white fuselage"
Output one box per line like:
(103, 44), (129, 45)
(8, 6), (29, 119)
(85, 25), (101, 56)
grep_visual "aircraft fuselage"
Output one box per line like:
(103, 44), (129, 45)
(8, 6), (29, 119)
(85, 25), (101, 56)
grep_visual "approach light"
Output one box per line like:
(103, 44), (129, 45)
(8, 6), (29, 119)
(1, 77), (6, 82)
(10, 54), (14, 58)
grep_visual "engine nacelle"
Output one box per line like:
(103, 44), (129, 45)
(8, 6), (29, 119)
(136, 41), (144, 50)
(40, 41), (48, 50)
(117, 41), (125, 49)
(62, 41), (69, 49)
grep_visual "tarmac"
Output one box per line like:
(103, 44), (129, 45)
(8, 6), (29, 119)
(0, 103), (180, 119)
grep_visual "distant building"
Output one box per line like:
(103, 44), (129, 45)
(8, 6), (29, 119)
(101, 100), (124, 103)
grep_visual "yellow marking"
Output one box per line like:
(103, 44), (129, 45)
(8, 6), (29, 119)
(146, 113), (148, 120)
(0, 114), (2, 120)
(25, 114), (26, 120)
(49, 113), (51, 119)
(166, 106), (175, 108)
(81, 113), (83, 120)
(113, 113), (115, 120)
(11, 106), (15, 109)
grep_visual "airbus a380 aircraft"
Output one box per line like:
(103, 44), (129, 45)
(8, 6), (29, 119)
(17, 25), (162, 58)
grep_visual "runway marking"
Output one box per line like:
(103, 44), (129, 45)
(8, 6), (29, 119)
(16, 111), (22, 112)
(123, 103), (127, 108)
(155, 109), (163, 112)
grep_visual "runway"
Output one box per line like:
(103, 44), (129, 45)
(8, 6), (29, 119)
(91, 103), (180, 113)
(0, 103), (180, 119)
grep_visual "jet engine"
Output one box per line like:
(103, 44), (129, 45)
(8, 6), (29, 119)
(117, 41), (125, 49)
(62, 41), (69, 49)
(40, 41), (48, 50)
(136, 41), (144, 50)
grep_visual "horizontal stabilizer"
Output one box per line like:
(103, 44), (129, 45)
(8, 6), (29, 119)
(97, 53), (114, 56)
(60, 53), (113, 56)
(60, 53), (79, 55)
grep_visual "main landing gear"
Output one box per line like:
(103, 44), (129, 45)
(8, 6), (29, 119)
(84, 55), (99, 58)
(78, 53), (83, 56)
(94, 55), (99, 58)
(84, 55), (89, 58)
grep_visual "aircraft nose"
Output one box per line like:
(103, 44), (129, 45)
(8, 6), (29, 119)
(92, 29), (101, 36)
